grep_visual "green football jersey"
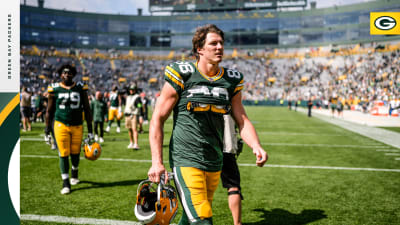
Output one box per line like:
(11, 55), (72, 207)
(164, 61), (244, 171)
(109, 91), (119, 107)
(47, 82), (88, 126)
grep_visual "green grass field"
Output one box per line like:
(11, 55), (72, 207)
(20, 107), (400, 225)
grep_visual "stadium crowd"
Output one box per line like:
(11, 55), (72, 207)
(20, 41), (400, 117)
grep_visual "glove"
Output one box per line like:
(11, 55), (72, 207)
(88, 133), (94, 142)
(118, 106), (122, 114)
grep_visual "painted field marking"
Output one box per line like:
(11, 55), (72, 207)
(21, 155), (400, 173)
(21, 138), (389, 149)
(376, 149), (400, 152)
(385, 153), (400, 156)
(21, 214), (177, 225)
(262, 142), (389, 149)
(258, 131), (345, 136)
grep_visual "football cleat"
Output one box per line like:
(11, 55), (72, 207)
(135, 173), (178, 225)
(83, 138), (102, 161)
(44, 134), (52, 145)
(60, 187), (70, 195)
(70, 178), (80, 185)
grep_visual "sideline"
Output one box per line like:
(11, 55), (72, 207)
(298, 108), (400, 149)
(21, 214), (178, 225)
(21, 155), (400, 173)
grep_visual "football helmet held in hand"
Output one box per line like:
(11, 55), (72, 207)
(83, 138), (101, 161)
(135, 173), (178, 225)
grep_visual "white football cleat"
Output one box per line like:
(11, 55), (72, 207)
(94, 135), (99, 142)
(116, 127), (121, 133)
(70, 178), (80, 186)
(106, 126), (110, 132)
(99, 137), (104, 143)
(127, 143), (134, 149)
(133, 144), (140, 150)
(60, 187), (70, 195)
(51, 143), (57, 150)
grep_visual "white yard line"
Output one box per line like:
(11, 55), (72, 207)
(376, 149), (400, 152)
(262, 142), (389, 148)
(385, 153), (400, 156)
(21, 155), (400, 173)
(21, 138), (389, 149)
(21, 214), (177, 225)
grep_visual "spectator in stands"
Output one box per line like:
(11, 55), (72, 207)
(20, 87), (32, 131)
(91, 91), (108, 143)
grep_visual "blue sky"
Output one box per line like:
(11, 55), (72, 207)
(21, 0), (373, 15)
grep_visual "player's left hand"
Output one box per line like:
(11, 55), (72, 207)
(253, 146), (268, 167)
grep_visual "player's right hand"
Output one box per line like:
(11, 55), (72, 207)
(253, 146), (268, 167)
(147, 163), (168, 184)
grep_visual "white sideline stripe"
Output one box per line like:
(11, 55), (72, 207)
(239, 164), (400, 173)
(21, 155), (400, 173)
(396, 158), (400, 160)
(21, 137), (388, 149)
(385, 153), (400, 156)
(259, 131), (345, 136)
(21, 214), (177, 225)
(21, 155), (153, 163)
(376, 149), (400, 152)
(262, 142), (389, 148)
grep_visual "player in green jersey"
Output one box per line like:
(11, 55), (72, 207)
(106, 85), (123, 133)
(147, 24), (268, 225)
(45, 64), (93, 195)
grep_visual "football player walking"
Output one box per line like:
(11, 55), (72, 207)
(45, 64), (93, 195)
(147, 24), (268, 225)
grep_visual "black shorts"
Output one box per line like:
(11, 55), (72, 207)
(21, 107), (32, 118)
(221, 153), (241, 190)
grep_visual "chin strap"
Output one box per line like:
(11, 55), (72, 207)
(228, 190), (243, 200)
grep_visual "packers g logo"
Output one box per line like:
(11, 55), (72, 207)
(375, 16), (396, 30)
(370, 12), (400, 35)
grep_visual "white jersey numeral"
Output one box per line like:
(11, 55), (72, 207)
(59, 92), (81, 109)
(176, 62), (194, 73)
(226, 69), (241, 79)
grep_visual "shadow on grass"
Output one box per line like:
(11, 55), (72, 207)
(244, 208), (327, 225)
(72, 179), (142, 191)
